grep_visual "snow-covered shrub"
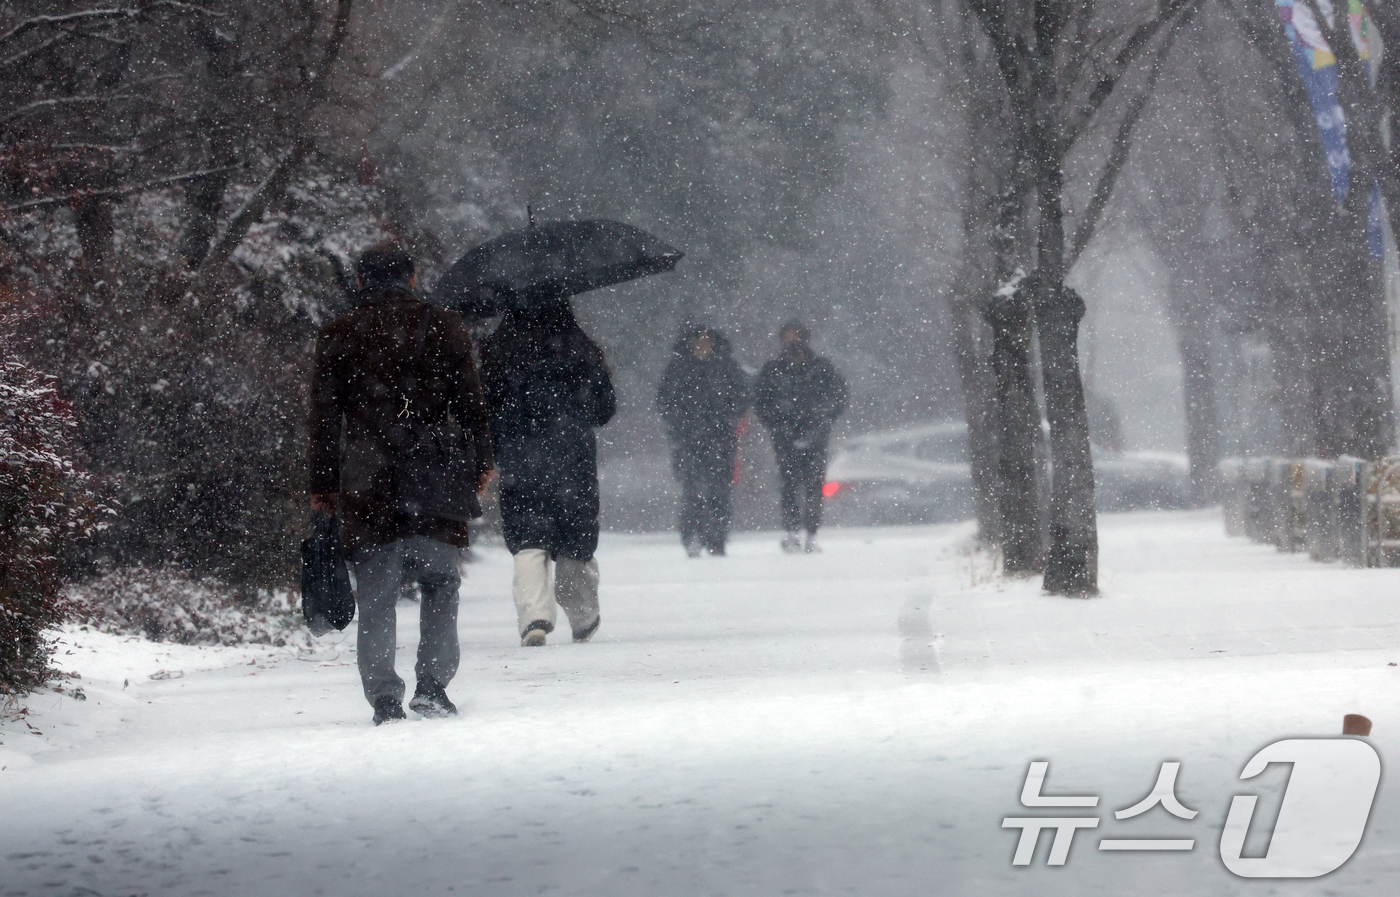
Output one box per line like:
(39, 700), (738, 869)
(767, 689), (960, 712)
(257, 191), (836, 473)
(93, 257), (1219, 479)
(0, 315), (104, 696)
(7, 158), (398, 595)
(70, 566), (309, 648)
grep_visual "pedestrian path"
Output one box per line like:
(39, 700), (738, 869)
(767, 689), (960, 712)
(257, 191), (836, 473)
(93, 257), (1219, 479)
(2, 511), (1398, 896)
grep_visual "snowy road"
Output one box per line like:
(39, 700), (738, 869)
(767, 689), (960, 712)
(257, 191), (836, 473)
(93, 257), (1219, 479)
(3, 510), (1400, 896)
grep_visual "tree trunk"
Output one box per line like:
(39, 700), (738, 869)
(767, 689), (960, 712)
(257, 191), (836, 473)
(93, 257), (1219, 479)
(192, 135), (312, 288)
(1237, 0), (1394, 458)
(985, 289), (1042, 572)
(981, 138), (1045, 572)
(947, 227), (1002, 545)
(952, 52), (1014, 546)
(72, 195), (113, 279)
(188, 0), (355, 289)
(1034, 160), (1098, 596)
(178, 22), (244, 269)
(1315, 4), (1396, 458)
(1034, 279), (1097, 594)
(1266, 311), (1320, 457)
(1311, 279), (1391, 458)
(1367, 2), (1400, 261)
(177, 168), (234, 269)
(1177, 318), (1220, 504)
(951, 299), (1002, 543)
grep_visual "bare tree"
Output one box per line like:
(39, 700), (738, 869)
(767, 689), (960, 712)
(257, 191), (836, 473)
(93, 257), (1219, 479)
(958, 0), (1203, 595)
(0, 1), (388, 592)
(1215, 0), (1395, 460)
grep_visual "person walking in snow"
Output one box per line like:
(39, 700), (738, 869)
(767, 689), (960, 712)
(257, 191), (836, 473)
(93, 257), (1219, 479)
(308, 242), (495, 726)
(753, 319), (848, 553)
(657, 327), (749, 557)
(480, 300), (616, 647)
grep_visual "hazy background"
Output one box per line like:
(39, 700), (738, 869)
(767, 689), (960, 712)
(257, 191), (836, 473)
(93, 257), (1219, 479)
(350, 0), (1197, 531)
(8, 0), (1377, 581)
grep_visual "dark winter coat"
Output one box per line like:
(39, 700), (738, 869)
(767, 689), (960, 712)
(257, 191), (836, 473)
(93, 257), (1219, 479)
(656, 328), (749, 478)
(308, 287), (494, 556)
(753, 343), (848, 451)
(480, 303), (616, 560)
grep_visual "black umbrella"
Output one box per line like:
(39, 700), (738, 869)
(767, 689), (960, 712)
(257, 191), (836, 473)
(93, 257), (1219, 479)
(432, 219), (683, 318)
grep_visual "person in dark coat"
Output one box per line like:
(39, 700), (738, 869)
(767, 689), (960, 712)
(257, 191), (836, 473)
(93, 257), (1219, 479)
(480, 299), (616, 647)
(656, 327), (749, 556)
(308, 242), (495, 725)
(753, 319), (848, 553)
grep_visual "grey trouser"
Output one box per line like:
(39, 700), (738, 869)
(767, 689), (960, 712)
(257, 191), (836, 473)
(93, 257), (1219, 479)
(351, 537), (462, 706)
(512, 548), (599, 638)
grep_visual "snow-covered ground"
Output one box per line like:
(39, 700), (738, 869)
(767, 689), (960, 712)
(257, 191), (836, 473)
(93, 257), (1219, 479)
(3, 509), (1398, 896)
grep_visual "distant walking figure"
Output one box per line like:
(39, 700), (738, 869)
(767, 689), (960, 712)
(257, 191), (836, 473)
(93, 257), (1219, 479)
(480, 301), (616, 646)
(657, 327), (749, 556)
(753, 320), (848, 553)
(308, 242), (495, 725)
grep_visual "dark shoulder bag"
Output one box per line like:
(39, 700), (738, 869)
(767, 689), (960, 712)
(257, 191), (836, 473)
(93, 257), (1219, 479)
(388, 307), (482, 522)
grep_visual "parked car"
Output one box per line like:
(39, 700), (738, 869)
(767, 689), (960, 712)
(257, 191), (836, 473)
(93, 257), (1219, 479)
(822, 420), (1191, 526)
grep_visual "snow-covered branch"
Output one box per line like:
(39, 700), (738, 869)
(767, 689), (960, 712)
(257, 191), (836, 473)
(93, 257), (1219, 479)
(0, 0), (222, 48)
(0, 93), (139, 126)
(0, 8), (136, 47)
(192, 0), (354, 284)
(4, 166), (240, 212)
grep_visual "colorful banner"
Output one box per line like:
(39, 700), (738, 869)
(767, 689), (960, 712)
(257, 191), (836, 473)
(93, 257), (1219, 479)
(1274, 0), (1385, 255)
(1275, 0), (1351, 202)
(1346, 0), (1380, 86)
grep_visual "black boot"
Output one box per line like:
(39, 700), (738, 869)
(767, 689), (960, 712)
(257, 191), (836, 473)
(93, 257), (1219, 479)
(409, 677), (458, 718)
(372, 695), (406, 726)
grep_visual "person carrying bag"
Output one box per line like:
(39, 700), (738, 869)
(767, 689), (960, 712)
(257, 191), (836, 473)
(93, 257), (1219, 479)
(307, 242), (494, 726)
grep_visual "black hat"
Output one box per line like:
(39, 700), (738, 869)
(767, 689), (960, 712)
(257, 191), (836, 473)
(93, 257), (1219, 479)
(779, 318), (810, 343)
(356, 241), (414, 293)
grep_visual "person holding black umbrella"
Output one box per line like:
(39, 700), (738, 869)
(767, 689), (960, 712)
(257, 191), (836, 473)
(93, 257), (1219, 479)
(308, 242), (495, 725)
(753, 319), (848, 553)
(480, 298), (615, 647)
(432, 215), (678, 642)
(656, 326), (749, 557)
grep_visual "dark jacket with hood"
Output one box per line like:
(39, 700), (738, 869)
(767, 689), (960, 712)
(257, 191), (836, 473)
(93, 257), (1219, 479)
(753, 342), (848, 451)
(480, 302), (616, 559)
(308, 286), (494, 556)
(656, 328), (749, 475)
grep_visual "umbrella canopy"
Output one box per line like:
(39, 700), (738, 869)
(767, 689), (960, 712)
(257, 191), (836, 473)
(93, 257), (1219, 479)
(432, 219), (683, 319)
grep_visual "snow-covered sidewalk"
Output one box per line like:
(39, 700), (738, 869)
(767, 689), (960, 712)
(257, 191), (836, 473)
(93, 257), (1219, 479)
(3, 509), (1398, 896)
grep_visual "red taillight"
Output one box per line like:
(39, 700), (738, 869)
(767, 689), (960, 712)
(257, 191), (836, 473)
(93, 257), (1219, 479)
(822, 481), (841, 498)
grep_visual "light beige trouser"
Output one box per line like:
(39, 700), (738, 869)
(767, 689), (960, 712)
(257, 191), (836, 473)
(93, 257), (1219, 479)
(512, 549), (600, 639)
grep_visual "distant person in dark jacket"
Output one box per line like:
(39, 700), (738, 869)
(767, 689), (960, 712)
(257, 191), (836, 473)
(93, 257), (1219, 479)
(308, 242), (495, 725)
(480, 299), (616, 647)
(657, 327), (749, 557)
(753, 319), (848, 553)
